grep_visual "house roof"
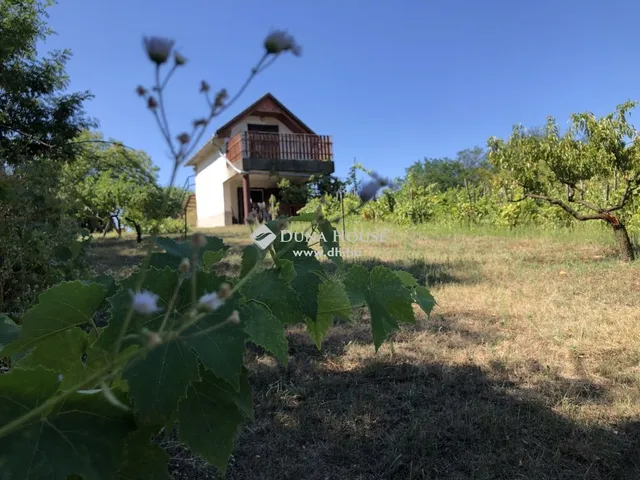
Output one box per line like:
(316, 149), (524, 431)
(215, 92), (316, 137)
(185, 93), (317, 167)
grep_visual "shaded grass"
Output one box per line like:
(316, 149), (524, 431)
(88, 221), (640, 479)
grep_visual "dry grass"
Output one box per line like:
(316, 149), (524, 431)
(88, 222), (640, 479)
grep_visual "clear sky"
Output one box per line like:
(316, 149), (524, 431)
(42, 0), (640, 188)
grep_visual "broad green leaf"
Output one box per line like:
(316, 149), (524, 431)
(97, 267), (178, 352)
(414, 285), (436, 317)
(242, 270), (303, 324)
(151, 235), (228, 270)
(288, 213), (316, 222)
(394, 270), (418, 288)
(318, 219), (344, 268)
(178, 368), (253, 473)
(122, 337), (200, 425)
(307, 278), (352, 349)
(277, 240), (323, 319)
(278, 258), (296, 282)
(240, 244), (265, 279)
(3, 281), (105, 358)
(241, 301), (289, 365)
(0, 315), (20, 352)
(203, 249), (225, 270)
(89, 274), (118, 299)
(0, 367), (136, 480)
(118, 429), (171, 480)
(344, 265), (415, 351)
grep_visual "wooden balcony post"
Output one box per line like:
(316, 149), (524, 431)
(242, 174), (251, 223)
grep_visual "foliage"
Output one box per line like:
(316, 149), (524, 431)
(59, 131), (186, 235)
(487, 101), (640, 260)
(0, 0), (92, 318)
(276, 173), (345, 205)
(0, 217), (434, 477)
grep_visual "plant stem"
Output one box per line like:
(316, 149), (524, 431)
(159, 276), (185, 334)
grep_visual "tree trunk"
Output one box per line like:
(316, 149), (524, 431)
(608, 220), (634, 262)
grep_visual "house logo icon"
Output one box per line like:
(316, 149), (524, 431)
(250, 224), (277, 250)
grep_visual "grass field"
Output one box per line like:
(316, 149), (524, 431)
(89, 221), (640, 479)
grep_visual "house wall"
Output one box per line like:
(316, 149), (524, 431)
(194, 149), (235, 228)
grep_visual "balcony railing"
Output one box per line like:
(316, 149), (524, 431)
(227, 132), (333, 168)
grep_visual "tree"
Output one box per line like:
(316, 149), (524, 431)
(60, 131), (184, 239)
(0, 0), (92, 317)
(487, 101), (640, 261)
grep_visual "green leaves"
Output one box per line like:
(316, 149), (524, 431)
(345, 265), (416, 350)
(177, 368), (253, 473)
(241, 301), (289, 364)
(0, 367), (136, 480)
(3, 281), (105, 359)
(307, 278), (352, 349)
(150, 235), (228, 270)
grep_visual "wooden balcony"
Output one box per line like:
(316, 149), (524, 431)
(226, 132), (334, 175)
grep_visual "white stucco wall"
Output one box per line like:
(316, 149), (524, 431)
(194, 149), (235, 228)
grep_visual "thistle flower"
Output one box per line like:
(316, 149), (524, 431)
(143, 36), (175, 65)
(130, 290), (162, 315)
(199, 292), (224, 311)
(174, 51), (187, 66)
(264, 30), (301, 56)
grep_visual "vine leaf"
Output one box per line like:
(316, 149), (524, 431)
(178, 272), (247, 389)
(2, 281), (105, 359)
(414, 286), (436, 317)
(151, 236), (228, 270)
(241, 301), (289, 365)
(97, 267), (177, 352)
(203, 249), (225, 270)
(123, 337), (200, 425)
(239, 244), (265, 279)
(118, 428), (171, 479)
(307, 278), (352, 349)
(178, 368), (253, 474)
(277, 240), (323, 319)
(318, 219), (344, 268)
(243, 270), (303, 324)
(394, 270), (436, 317)
(0, 367), (136, 480)
(345, 265), (415, 350)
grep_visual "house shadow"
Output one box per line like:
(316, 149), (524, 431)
(214, 358), (639, 480)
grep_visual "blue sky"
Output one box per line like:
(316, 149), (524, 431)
(43, 0), (640, 188)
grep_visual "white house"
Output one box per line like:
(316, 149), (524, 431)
(185, 93), (334, 227)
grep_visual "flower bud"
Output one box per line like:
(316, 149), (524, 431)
(227, 310), (241, 325)
(218, 282), (232, 299)
(147, 96), (158, 110)
(178, 257), (191, 273)
(136, 85), (147, 97)
(191, 232), (207, 248)
(264, 30), (301, 56)
(200, 80), (210, 93)
(146, 331), (163, 348)
(174, 51), (187, 66)
(214, 89), (228, 108)
(177, 132), (191, 145)
(193, 118), (207, 128)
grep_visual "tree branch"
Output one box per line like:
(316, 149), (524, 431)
(526, 193), (604, 221)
